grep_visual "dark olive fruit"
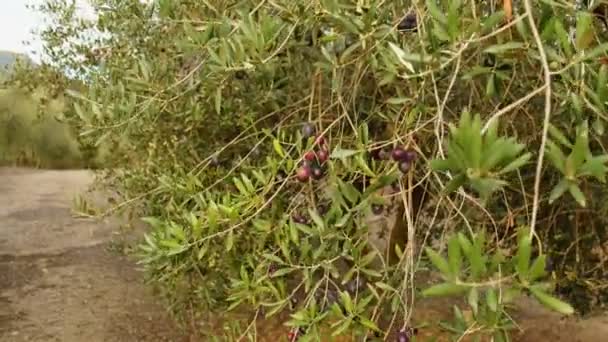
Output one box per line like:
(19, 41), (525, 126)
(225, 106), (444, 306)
(320, 291), (338, 312)
(317, 149), (329, 163)
(296, 166), (311, 182)
(372, 204), (384, 215)
(268, 263), (277, 275)
(304, 151), (316, 161)
(299, 159), (312, 168)
(346, 280), (357, 294)
(235, 70), (247, 79)
(545, 257), (553, 273)
(396, 330), (410, 342)
(315, 135), (326, 147)
(398, 160), (411, 173)
(593, 4), (608, 29)
(317, 203), (329, 215)
(482, 54), (497, 68)
(301, 123), (316, 138)
(325, 289), (337, 305)
(397, 12), (417, 32)
(391, 147), (408, 161)
(357, 276), (367, 289)
(369, 148), (381, 160)
(404, 149), (417, 162)
(346, 276), (367, 294)
(311, 166), (324, 180)
(292, 213), (308, 224)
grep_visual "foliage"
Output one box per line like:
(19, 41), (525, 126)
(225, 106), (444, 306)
(12, 0), (608, 339)
(0, 52), (104, 169)
(423, 226), (573, 341)
(430, 111), (531, 202)
(0, 86), (84, 168)
(546, 121), (608, 207)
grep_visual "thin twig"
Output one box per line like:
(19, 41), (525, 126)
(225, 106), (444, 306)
(523, 0), (553, 239)
(481, 85), (547, 133)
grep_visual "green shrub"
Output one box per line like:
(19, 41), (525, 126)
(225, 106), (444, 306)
(0, 87), (86, 168)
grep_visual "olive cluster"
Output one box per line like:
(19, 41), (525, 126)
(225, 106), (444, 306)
(296, 123), (329, 182)
(370, 145), (417, 174)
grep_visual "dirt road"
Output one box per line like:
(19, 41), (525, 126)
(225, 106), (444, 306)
(0, 167), (186, 342)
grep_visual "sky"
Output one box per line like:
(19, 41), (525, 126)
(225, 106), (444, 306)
(0, 0), (95, 62)
(0, 1), (45, 59)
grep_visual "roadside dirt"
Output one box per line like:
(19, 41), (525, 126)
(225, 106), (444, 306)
(0, 167), (187, 342)
(1, 167), (608, 342)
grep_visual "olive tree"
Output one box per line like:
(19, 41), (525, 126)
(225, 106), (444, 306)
(12, 0), (608, 340)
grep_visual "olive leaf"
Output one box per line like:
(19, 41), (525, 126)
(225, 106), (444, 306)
(530, 286), (575, 315)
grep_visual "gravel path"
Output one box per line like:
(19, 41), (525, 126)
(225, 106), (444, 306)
(0, 167), (187, 342)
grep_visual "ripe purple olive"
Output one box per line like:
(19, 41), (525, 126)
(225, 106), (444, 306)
(311, 166), (324, 180)
(346, 276), (367, 294)
(392, 147), (409, 162)
(296, 166), (311, 182)
(397, 13), (417, 32)
(317, 149), (329, 163)
(268, 263), (277, 275)
(545, 257), (553, 273)
(292, 213), (308, 224)
(398, 160), (411, 173)
(304, 151), (316, 161)
(404, 149), (417, 162)
(301, 123), (315, 138)
(315, 135), (326, 147)
(235, 70), (247, 80)
(369, 148), (381, 160)
(299, 159), (312, 168)
(372, 204), (384, 215)
(317, 203), (329, 215)
(325, 289), (337, 305)
(396, 330), (410, 342)
(346, 280), (358, 294)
